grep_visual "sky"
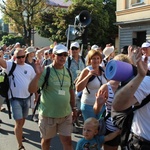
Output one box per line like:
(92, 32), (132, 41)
(0, 0), (5, 19)
(0, 12), (2, 19)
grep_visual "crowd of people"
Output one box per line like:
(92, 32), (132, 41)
(0, 40), (150, 150)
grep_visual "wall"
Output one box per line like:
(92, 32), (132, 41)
(33, 32), (52, 48)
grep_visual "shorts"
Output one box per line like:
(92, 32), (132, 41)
(104, 128), (120, 146)
(38, 113), (73, 139)
(10, 97), (30, 120)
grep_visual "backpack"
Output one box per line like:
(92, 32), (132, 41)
(41, 65), (73, 90)
(0, 62), (16, 98)
(0, 62), (16, 119)
(86, 66), (106, 94)
(112, 94), (150, 149)
(32, 65), (73, 119)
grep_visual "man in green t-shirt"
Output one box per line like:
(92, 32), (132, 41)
(29, 44), (77, 150)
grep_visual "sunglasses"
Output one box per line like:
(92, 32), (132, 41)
(55, 53), (68, 57)
(16, 55), (25, 59)
(71, 47), (78, 51)
(45, 53), (48, 55)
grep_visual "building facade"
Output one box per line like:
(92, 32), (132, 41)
(116, 0), (150, 51)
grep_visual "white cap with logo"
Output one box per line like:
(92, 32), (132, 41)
(141, 42), (150, 48)
(70, 42), (80, 49)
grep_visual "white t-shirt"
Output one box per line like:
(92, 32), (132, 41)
(6, 61), (36, 99)
(132, 76), (150, 140)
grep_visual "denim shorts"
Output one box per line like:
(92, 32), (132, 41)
(10, 97), (30, 120)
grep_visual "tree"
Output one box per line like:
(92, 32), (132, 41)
(0, 0), (47, 45)
(36, 6), (68, 43)
(1, 34), (24, 46)
(37, 0), (117, 48)
(66, 0), (117, 47)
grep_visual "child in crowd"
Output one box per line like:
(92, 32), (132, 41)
(76, 117), (120, 150)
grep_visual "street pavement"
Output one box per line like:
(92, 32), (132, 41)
(0, 104), (83, 150)
(0, 104), (121, 150)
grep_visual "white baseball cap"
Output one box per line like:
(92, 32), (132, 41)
(141, 42), (150, 48)
(91, 44), (99, 50)
(70, 42), (80, 49)
(53, 44), (68, 54)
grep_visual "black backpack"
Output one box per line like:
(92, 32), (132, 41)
(112, 94), (150, 149)
(32, 65), (73, 120)
(111, 66), (150, 149)
(0, 62), (16, 98)
(0, 62), (16, 119)
(86, 66), (106, 94)
(42, 65), (73, 90)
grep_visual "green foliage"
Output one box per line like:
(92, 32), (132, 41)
(1, 34), (25, 46)
(36, 7), (68, 43)
(0, 32), (8, 42)
(36, 0), (117, 47)
(0, 0), (47, 45)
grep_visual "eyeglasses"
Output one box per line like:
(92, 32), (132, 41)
(55, 53), (68, 57)
(16, 55), (25, 59)
(71, 47), (78, 51)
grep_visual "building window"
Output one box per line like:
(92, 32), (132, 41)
(131, 0), (144, 6)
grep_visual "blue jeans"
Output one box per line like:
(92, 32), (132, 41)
(10, 97), (30, 120)
(81, 103), (105, 121)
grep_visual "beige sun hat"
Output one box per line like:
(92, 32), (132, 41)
(103, 46), (114, 59)
(25, 47), (36, 55)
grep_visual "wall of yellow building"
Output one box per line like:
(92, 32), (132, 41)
(116, 0), (150, 22)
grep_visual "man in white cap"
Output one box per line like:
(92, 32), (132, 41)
(65, 41), (85, 82)
(141, 42), (150, 70)
(65, 41), (86, 128)
(29, 44), (77, 150)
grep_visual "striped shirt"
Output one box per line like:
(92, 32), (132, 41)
(105, 82), (118, 132)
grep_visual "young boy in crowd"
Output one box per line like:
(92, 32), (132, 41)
(76, 117), (120, 150)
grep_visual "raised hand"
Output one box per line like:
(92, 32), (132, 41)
(95, 90), (107, 105)
(35, 60), (44, 75)
(88, 69), (99, 77)
(93, 90), (107, 114)
(133, 47), (148, 77)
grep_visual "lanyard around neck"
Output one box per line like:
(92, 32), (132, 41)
(53, 66), (65, 90)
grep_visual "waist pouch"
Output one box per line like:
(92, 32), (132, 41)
(128, 133), (150, 150)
